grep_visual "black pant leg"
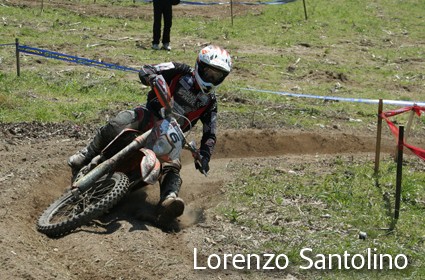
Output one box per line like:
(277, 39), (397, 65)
(162, 4), (172, 44)
(152, 1), (163, 45)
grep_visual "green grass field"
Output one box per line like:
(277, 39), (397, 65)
(1, 0), (423, 124)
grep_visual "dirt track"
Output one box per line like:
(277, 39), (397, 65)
(0, 121), (400, 280)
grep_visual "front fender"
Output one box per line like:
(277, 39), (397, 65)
(140, 148), (161, 185)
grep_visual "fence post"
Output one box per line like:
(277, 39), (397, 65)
(404, 106), (416, 144)
(394, 125), (404, 220)
(15, 38), (20, 77)
(302, 0), (308, 20)
(374, 99), (383, 176)
(230, 0), (234, 26)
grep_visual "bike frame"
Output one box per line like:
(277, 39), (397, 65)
(71, 128), (153, 194)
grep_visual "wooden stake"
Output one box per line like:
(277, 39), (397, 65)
(374, 99), (383, 176)
(394, 106), (415, 162)
(302, 0), (308, 20)
(15, 38), (20, 77)
(404, 106), (416, 144)
(230, 0), (234, 26)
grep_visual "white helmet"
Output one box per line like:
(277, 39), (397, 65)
(195, 45), (232, 93)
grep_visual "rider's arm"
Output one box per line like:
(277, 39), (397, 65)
(199, 100), (218, 161)
(139, 62), (192, 86)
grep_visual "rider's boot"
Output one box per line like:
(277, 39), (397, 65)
(67, 126), (110, 177)
(157, 170), (184, 224)
(159, 192), (185, 219)
(67, 145), (98, 177)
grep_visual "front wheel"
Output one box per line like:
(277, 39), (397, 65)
(37, 172), (130, 237)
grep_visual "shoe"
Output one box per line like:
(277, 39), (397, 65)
(152, 44), (160, 50)
(162, 43), (171, 51)
(158, 192), (185, 222)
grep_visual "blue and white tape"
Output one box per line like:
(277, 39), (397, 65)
(240, 88), (425, 107)
(12, 43), (424, 107)
(18, 45), (140, 73)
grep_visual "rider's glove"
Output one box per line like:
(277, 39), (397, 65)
(147, 74), (157, 88)
(139, 65), (157, 86)
(196, 151), (210, 174)
(201, 156), (210, 174)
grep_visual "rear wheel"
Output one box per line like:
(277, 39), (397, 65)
(37, 172), (130, 237)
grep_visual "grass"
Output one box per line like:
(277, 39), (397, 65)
(0, 69), (144, 122)
(220, 155), (425, 279)
(1, 0), (424, 123)
(1, 0), (425, 278)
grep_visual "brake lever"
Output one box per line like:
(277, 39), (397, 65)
(186, 141), (207, 177)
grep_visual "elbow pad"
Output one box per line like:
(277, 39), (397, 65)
(139, 65), (157, 85)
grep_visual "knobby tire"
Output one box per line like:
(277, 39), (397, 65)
(37, 172), (130, 237)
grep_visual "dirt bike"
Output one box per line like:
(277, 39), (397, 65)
(36, 75), (206, 237)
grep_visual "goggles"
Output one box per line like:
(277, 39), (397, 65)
(198, 61), (228, 86)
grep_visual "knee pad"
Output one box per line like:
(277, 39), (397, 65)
(109, 110), (137, 132)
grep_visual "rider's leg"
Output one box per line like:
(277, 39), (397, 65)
(158, 160), (185, 220)
(68, 109), (145, 175)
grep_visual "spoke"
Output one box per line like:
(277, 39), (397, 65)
(50, 198), (81, 223)
(86, 180), (115, 202)
(47, 178), (116, 225)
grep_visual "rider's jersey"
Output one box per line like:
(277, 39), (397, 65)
(140, 62), (217, 159)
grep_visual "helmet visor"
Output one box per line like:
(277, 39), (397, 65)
(198, 61), (228, 86)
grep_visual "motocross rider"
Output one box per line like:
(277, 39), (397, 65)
(68, 45), (232, 223)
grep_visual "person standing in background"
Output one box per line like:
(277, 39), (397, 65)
(152, 0), (173, 51)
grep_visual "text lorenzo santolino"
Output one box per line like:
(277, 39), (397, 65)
(193, 248), (408, 270)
